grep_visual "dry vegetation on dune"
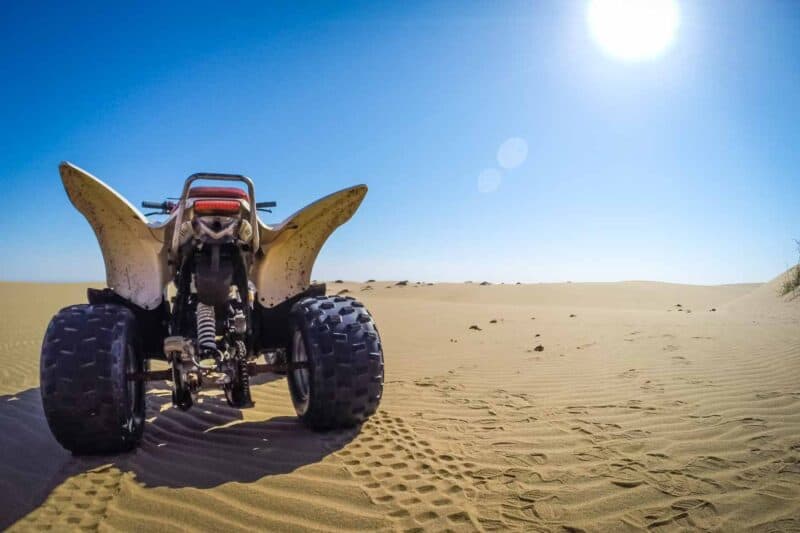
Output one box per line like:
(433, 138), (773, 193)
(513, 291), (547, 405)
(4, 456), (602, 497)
(780, 241), (800, 297)
(1, 275), (799, 531)
(783, 266), (800, 297)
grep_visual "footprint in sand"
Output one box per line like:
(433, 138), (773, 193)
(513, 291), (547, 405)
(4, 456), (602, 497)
(640, 380), (665, 393)
(643, 499), (720, 530)
(754, 391), (786, 400)
(338, 412), (482, 531)
(18, 465), (124, 530)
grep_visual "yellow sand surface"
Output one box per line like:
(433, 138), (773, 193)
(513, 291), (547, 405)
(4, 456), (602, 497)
(1, 274), (798, 531)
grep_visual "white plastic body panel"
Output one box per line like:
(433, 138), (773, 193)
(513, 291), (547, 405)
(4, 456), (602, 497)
(60, 162), (169, 310)
(254, 185), (367, 307)
(59, 162), (366, 309)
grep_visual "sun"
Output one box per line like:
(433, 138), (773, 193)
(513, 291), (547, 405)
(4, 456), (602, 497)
(587, 0), (680, 62)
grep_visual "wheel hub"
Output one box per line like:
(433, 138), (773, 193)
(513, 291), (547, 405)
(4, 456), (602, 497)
(291, 329), (311, 415)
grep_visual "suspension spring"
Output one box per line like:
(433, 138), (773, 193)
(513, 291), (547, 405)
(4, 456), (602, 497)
(196, 302), (217, 352)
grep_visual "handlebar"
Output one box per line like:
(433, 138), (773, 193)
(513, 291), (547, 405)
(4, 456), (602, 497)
(141, 201), (175, 213)
(144, 198), (275, 215)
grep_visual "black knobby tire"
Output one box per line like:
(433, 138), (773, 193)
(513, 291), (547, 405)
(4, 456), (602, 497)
(288, 295), (384, 430)
(40, 304), (146, 454)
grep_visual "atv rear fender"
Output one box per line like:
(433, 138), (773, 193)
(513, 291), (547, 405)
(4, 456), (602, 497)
(253, 185), (366, 307)
(59, 162), (366, 310)
(60, 162), (168, 310)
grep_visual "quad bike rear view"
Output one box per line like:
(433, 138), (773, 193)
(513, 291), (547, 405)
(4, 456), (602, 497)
(40, 163), (384, 454)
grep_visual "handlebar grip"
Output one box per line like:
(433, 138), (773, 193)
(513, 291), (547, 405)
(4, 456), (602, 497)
(256, 201), (277, 209)
(141, 201), (165, 209)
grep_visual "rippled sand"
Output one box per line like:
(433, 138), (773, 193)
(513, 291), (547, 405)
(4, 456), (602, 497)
(1, 272), (798, 531)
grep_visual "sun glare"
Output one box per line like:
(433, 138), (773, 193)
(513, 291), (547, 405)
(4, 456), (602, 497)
(587, 0), (680, 62)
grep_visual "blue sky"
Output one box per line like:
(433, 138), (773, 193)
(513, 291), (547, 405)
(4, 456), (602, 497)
(1, 1), (798, 284)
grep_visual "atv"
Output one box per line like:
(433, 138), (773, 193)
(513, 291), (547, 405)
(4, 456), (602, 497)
(40, 163), (384, 454)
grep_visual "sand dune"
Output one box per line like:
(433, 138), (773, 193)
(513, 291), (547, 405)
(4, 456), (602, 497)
(1, 274), (798, 531)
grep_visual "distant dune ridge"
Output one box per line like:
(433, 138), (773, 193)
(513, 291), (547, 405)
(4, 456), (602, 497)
(0, 272), (798, 531)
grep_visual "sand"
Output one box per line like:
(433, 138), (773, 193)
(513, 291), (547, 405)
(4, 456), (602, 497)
(0, 273), (798, 531)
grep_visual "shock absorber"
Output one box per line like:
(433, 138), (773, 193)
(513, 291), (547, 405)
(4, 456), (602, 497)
(196, 302), (217, 353)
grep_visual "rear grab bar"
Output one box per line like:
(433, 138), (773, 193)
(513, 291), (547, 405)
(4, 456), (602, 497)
(169, 173), (260, 261)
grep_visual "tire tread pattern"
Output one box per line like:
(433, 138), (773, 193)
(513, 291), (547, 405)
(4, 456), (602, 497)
(289, 296), (384, 430)
(40, 304), (144, 454)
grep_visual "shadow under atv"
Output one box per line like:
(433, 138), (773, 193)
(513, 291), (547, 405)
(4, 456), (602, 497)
(0, 376), (358, 529)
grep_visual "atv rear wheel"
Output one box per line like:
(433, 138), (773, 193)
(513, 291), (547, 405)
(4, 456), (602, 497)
(288, 296), (384, 430)
(40, 304), (146, 454)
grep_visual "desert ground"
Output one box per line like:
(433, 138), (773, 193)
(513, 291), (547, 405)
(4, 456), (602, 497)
(0, 273), (798, 531)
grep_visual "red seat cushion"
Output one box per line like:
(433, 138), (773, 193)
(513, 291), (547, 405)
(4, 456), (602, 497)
(188, 186), (249, 200)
